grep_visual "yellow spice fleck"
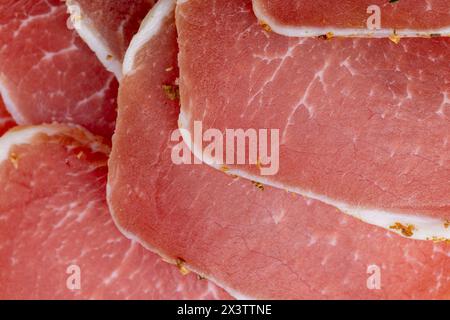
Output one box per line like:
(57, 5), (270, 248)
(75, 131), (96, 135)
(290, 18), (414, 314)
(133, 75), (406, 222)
(9, 152), (19, 169)
(426, 236), (450, 244)
(389, 32), (401, 44)
(252, 181), (265, 191)
(259, 21), (272, 33)
(162, 84), (180, 101)
(176, 258), (190, 276)
(389, 222), (415, 237)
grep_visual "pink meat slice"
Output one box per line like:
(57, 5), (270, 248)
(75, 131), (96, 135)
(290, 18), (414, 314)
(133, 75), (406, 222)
(177, 0), (450, 240)
(108, 0), (450, 299)
(66, 0), (156, 79)
(0, 97), (15, 136)
(0, 0), (117, 138)
(0, 124), (229, 300)
(253, 0), (450, 37)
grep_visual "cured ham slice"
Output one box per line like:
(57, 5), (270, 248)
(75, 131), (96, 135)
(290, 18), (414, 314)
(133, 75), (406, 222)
(66, 0), (155, 79)
(0, 0), (117, 138)
(108, 0), (450, 299)
(0, 98), (15, 136)
(177, 0), (450, 241)
(253, 0), (450, 38)
(0, 124), (229, 300)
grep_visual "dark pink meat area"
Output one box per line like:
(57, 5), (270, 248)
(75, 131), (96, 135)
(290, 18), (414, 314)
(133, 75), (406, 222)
(108, 2), (450, 299)
(254, 0), (450, 30)
(0, 98), (15, 136)
(0, 0), (117, 138)
(177, 0), (450, 220)
(0, 124), (230, 299)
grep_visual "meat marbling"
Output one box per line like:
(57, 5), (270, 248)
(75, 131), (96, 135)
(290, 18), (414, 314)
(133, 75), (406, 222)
(0, 0), (117, 138)
(107, 0), (450, 299)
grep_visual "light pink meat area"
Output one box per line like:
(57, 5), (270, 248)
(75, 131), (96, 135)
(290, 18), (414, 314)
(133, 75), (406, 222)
(0, 0), (117, 138)
(177, 0), (450, 220)
(254, 0), (450, 31)
(0, 124), (229, 299)
(108, 2), (450, 299)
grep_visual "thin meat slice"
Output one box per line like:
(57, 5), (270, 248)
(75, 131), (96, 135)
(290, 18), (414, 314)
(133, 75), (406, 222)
(66, 0), (156, 79)
(177, 0), (450, 241)
(253, 0), (450, 38)
(0, 97), (15, 136)
(108, 0), (450, 299)
(0, 124), (229, 300)
(0, 0), (117, 138)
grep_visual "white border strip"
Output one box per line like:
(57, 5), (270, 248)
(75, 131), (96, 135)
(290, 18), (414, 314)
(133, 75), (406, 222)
(123, 0), (176, 76)
(66, 0), (123, 80)
(0, 124), (109, 163)
(0, 78), (26, 124)
(252, 0), (450, 38)
(0, 126), (59, 162)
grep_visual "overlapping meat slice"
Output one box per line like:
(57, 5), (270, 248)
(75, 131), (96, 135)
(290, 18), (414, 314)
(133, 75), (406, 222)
(177, 0), (450, 241)
(0, 0), (117, 138)
(108, 0), (450, 299)
(0, 97), (15, 136)
(0, 123), (229, 299)
(66, 0), (156, 79)
(253, 0), (450, 38)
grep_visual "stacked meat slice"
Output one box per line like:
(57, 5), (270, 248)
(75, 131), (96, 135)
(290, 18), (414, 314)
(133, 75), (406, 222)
(108, 0), (450, 299)
(0, 0), (117, 138)
(0, 0), (229, 300)
(0, 124), (228, 299)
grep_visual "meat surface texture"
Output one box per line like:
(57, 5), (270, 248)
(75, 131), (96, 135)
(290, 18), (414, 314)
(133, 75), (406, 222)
(108, 0), (450, 299)
(66, 0), (156, 79)
(0, 97), (15, 136)
(0, 123), (229, 299)
(253, 0), (450, 37)
(0, 0), (117, 138)
(177, 0), (450, 241)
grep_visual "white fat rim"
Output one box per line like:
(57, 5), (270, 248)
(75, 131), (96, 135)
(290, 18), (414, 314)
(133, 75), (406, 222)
(252, 0), (450, 38)
(0, 125), (61, 162)
(0, 78), (26, 124)
(122, 0), (176, 76)
(66, 0), (123, 80)
(0, 124), (109, 163)
(178, 110), (450, 242)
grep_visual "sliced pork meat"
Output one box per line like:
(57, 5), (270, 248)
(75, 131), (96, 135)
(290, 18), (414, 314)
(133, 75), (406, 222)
(66, 0), (156, 79)
(0, 0), (117, 138)
(107, 0), (450, 299)
(0, 97), (15, 136)
(253, 0), (450, 38)
(0, 124), (229, 299)
(177, 0), (450, 241)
